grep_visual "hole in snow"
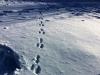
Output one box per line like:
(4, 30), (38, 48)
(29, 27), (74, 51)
(40, 44), (44, 48)
(0, 44), (21, 75)
(45, 20), (50, 21)
(35, 66), (41, 74)
(39, 38), (43, 43)
(35, 55), (40, 64)
(4, 27), (9, 29)
(30, 64), (35, 70)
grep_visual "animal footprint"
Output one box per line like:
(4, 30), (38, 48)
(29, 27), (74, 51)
(39, 29), (45, 34)
(31, 55), (41, 75)
(36, 43), (44, 49)
(40, 21), (42, 24)
(39, 24), (44, 26)
(39, 38), (43, 43)
(36, 43), (39, 47)
(39, 17), (43, 20)
(35, 66), (41, 74)
(30, 64), (35, 70)
(39, 21), (44, 26)
(31, 65), (41, 75)
(35, 55), (40, 64)
(40, 44), (44, 48)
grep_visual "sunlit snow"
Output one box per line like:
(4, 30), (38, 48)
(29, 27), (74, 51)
(0, 1), (100, 75)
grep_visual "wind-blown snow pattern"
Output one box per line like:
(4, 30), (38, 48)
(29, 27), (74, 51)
(0, 1), (100, 75)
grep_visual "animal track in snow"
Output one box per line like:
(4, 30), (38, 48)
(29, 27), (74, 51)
(36, 43), (44, 49)
(40, 21), (43, 24)
(39, 29), (45, 34)
(39, 24), (44, 26)
(39, 38), (43, 43)
(30, 55), (41, 75)
(36, 38), (44, 48)
(30, 64), (35, 70)
(32, 11), (43, 75)
(39, 21), (44, 26)
(35, 65), (41, 74)
(32, 55), (41, 64)
(31, 64), (41, 75)
(40, 44), (44, 48)
(4, 27), (9, 29)
(36, 43), (39, 47)
(39, 17), (43, 20)
(35, 55), (40, 64)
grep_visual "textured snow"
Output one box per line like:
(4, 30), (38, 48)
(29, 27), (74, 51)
(0, 1), (100, 75)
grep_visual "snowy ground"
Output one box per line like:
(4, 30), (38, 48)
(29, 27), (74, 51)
(0, 1), (100, 75)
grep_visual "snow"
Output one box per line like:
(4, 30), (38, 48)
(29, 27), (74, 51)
(0, 1), (100, 75)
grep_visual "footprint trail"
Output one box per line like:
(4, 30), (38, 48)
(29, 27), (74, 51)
(30, 55), (41, 75)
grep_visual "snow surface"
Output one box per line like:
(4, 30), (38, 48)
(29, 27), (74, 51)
(0, 1), (100, 75)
